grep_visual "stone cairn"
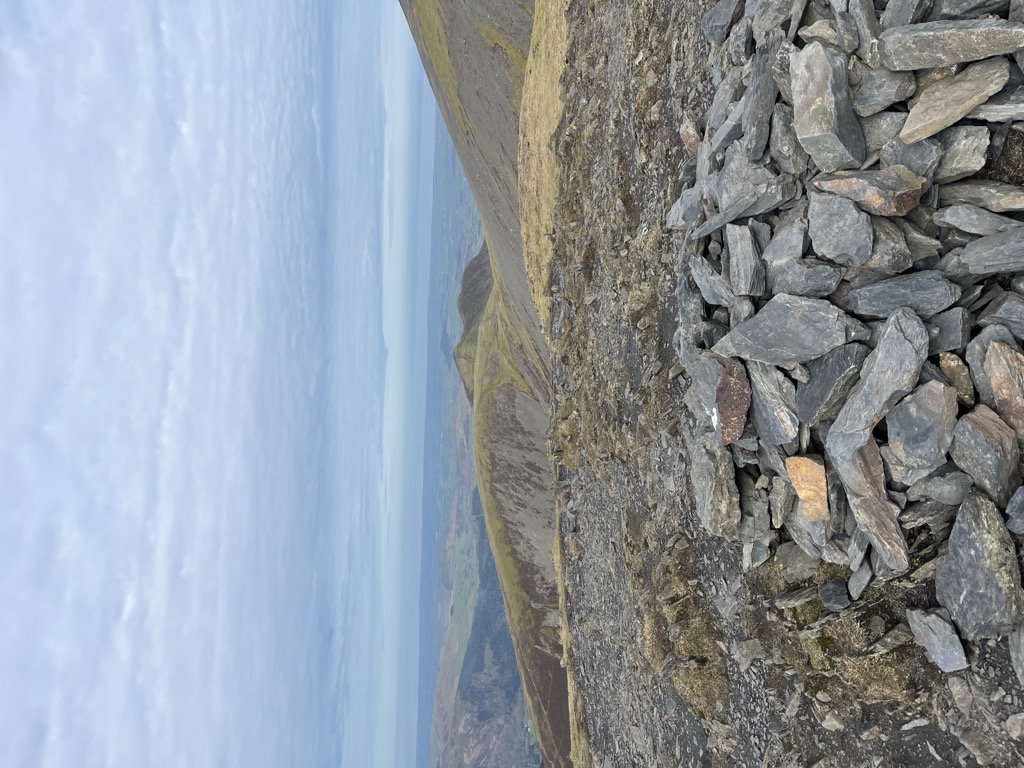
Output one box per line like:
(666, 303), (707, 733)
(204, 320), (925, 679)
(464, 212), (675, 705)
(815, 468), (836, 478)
(668, 0), (1024, 673)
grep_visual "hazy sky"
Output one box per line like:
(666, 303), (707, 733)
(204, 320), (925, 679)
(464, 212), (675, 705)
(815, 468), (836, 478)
(0, 1), (434, 766)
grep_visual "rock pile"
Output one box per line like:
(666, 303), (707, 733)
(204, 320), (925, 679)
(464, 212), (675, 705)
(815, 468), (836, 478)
(670, 0), (1024, 672)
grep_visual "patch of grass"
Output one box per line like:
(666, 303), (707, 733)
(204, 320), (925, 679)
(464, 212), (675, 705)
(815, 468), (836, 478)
(408, 0), (470, 135)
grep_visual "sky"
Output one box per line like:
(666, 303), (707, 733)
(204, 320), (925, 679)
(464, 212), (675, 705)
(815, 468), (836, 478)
(0, 1), (435, 766)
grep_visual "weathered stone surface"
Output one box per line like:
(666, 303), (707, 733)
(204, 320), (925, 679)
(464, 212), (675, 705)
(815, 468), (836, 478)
(777, 540), (819, 583)
(726, 224), (767, 296)
(907, 464), (974, 506)
(929, 308), (970, 354)
(950, 405), (1021, 506)
(693, 432), (742, 537)
(744, 32), (783, 160)
(747, 361), (801, 445)
(716, 358), (752, 445)
(762, 202), (807, 267)
(967, 85), (1024, 122)
(791, 42), (866, 172)
(706, 66), (746, 136)
(702, 0), (746, 44)
(961, 231), (1024, 278)
(839, 271), (961, 319)
(796, 343), (870, 424)
(864, 216), (913, 274)
(786, 455), (829, 522)
(861, 111), (907, 154)
(939, 352), (975, 407)
(786, 500), (828, 557)
(689, 254), (735, 306)
(770, 259), (845, 297)
(935, 490), (1024, 639)
(967, 324), (1021, 408)
(811, 166), (928, 216)
(900, 58), (1009, 144)
(688, 186), (765, 240)
(835, 10), (861, 54)
(753, 0), (792, 44)
(929, 0), (1010, 19)
(896, 217), (942, 262)
(853, 66), (917, 117)
(709, 94), (750, 156)
(1006, 487), (1024, 534)
(900, 499), (959, 530)
(728, 16), (754, 65)
(769, 102), (810, 176)
(878, 20), (1024, 71)
(880, 0), (931, 30)
(820, 577), (851, 611)
(798, 19), (840, 47)
(985, 341), (1024, 439)
(770, 476), (797, 530)
(713, 294), (869, 366)
(848, 0), (883, 67)
(906, 609), (969, 672)
(808, 191), (873, 266)
(772, 38), (797, 105)
(933, 126), (990, 185)
(934, 204), (1022, 236)
(879, 137), (942, 180)
(883, 381), (958, 485)
(939, 180), (1024, 213)
(849, 561), (873, 599)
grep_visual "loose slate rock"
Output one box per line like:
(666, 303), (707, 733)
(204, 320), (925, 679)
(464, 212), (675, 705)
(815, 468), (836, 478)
(933, 126), (991, 185)
(791, 42), (866, 172)
(900, 58), (1010, 144)
(713, 294), (870, 367)
(967, 85), (1024, 122)
(694, 432), (742, 537)
(961, 232), (1024, 278)
(966, 324), (1021, 408)
(1006, 487), (1024, 534)
(853, 66), (917, 117)
(839, 271), (961, 319)
(939, 351), (975, 406)
(935, 491), (1024, 639)
(808, 191), (873, 266)
(820, 577), (851, 611)
(878, 19), (1024, 71)
(769, 103), (810, 176)
(906, 609), (969, 672)
(883, 381), (958, 485)
(743, 31), (783, 160)
(747, 361), (801, 445)
(690, 254), (736, 307)
(702, 0), (746, 44)
(811, 166), (928, 216)
(930, 0), (1012, 20)
(939, 180), (1024, 212)
(950, 405), (1021, 506)
(796, 343), (870, 424)
(786, 455), (829, 522)
(865, 216), (914, 274)
(717, 358), (752, 445)
(929, 308), (970, 354)
(848, 0), (883, 66)
(770, 259), (845, 297)
(849, 562), (873, 600)
(934, 204), (1022, 236)
(861, 111), (908, 154)
(726, 224), (767, 296)
(879, 137), (943, 181)
(881, 0), (931, 28)
(985, 341), (1024, 438)
(907, 464), (974, 506)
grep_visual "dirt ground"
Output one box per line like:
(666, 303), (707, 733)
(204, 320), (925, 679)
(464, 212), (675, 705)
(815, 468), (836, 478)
(545, 1), (1024, 766)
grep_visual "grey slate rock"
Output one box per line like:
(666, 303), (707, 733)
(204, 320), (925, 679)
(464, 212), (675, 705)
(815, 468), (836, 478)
(1005, 486), (1024, 534)
(960, 230), (1024, 278)
(747, 361), (801, 445)
(1012, 627), (1024, 688)
(935, 490), (1024, 639)
(928, 0), (1010, 19)
(689, 186), (765, 240)
(693, 432), (743, 537)
(928, 307), (970, 354)
(772, 38), (798, 105)
(900, 58), (1010, 144)
(882, 381), (958, 485)
(879, 136), (942, 181)
(791, 42), (866, 172)
(966, 324), (1021, 408)
(709, 94), (750, 156)
(849, 562), (873, 600)
(880, 0), (932, 28)
(835, 10), (861, 54)
(940, 179), (1024, 212)
(776, 540), (819, 582)
(798, 19), (841, 47)
(906, 609), (969, 672)
(900, 499), (959, 531)
(878, 20), (1024, 71)
(762, 202), (808, 269)
(848, 0), (883, 67)
(865, 216), (913, 273)
(808, 191), (873, 266)
(712, 294), (870, 366)
(907, 465), (974, 506)
(753, 0), (792, 44)
(819, 577), (852, 611)
(967, 85), (1024, 122)
(796, 343), (870, 424)
(979, 293), (1024, 340)
(950, 405), (1021, 506)
(744, 34), (785, 161)
(706, 66), (746, 136)
(896, 218), (942, 262)
(853, 66), (917, 118)
(690, 254), (736, 307)
(811, 165), (928, 216)
(770, 259), (845, 297)
(702, 0), (746, 44)
(933, 126), (990, 185)
(861, 111), (908, 154)
(727, 16), (754, 65)
(839, 271), (961, 319)
(769, 102), (810, 176)
(726, 224), (767, 296)
(933, 204), (1022, 236)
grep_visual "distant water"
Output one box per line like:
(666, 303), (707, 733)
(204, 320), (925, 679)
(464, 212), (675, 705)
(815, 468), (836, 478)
(0, 2), (376, 766)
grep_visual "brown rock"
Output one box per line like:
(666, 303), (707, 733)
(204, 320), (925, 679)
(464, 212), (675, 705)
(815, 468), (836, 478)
(985, 341), (1024, 439)
(950, 405), (1021, 506)
(717, 358), (752, 445)
(811, 166), (929, 216)
(939, 352), (975, 407)
(786, 455), (830, 522)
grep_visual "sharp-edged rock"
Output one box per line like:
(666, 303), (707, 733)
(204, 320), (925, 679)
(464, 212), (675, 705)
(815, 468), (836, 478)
(839, 271), (961, 319)
(694, 432), (743, 537)
(985, 341), (1024, 438)
(706, 66), (747, 136)
(819, 577), (852, 611)
(702, 0), (746, 44)
(853, 65), (917, 117)
(807, 191), (874, 266)
(712, 294), (870, 366)
(967, 85), (1024, 122)
(849, 561), (873, 599)
(906, 609), (969, 672)
(786, 455), (829, 522)
(747, 361), (801, 445)
(966, 324), (1021, 408)
(796, 343), (870, 424)
(880, 0), (931, 30)
(770, 259), (845, 296)
(811, 166), (929, 217)
(717, 358), (752, 445)
(770, 476), (797, 530)
(709, 94), (751, 156)
(726, 224), (767, 296)
(772, 38), (797, 104)
(769, 102), (810, 176)
(799, 19), (841, 47)
(950, 405), (1021, 506)
(1006, 487), (1024, 534)
(791, 42), (866, 172)
(744, 31), (784, 160)
(960, 232), (1024, 279)
(934, 204), (1023, 236)
(929, 307), (970, 354)
(935, 490), (1024, 639)
(929, 0), (1011, 20)
(882, 381), (958, 485)
(900, 58), (1009, 144)
(865, 216), (914, 274)
(939, 351), (975, 406)
(848, 0), (883, 67)
(896, 217), (942, 262)
(933, 126), (991, 185)
(907, 464), (974, 506)
(939, 180), (1024, 212)
(861, 111), (908, 154)
(878, 19), (1024, 71)
(689, 253), (736, 306)
(879, 137), (943, 182)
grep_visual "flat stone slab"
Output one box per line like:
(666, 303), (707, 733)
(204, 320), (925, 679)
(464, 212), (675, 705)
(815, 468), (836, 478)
(811, 166), (928, 216)
(960, 231), (1024, 278)
(791, 42), (865, 172)
(878, 19), (1024, 71)
(747, 361), (801, 445)
(879, 136), (943, 180)
(770, 259), (844, 297)
(907, 609), (969, 672)
(933, 126), (991, 184)
(907, 464), (974, 506)
(933, 204), (1022, 236)
(796, 343), (870, 424)
(693, 432), (742, 537)
(950, 405), (1021, 506)
(985, 341), (1024, 439)
(979, 293), (1024, 340)
(929, 308), (971, 355)
(713, 294), (870, 367)
(701, 0), (745, 44)
(838, 271), (961, 319)
(935, 490), (1024, 640)
(900, 58), (1009, 144)
(967, 85), (1024, 122)
(939, 180), (1024, 213)
(808, 191), (873, 266)
(852, 65), (917, 117)
(883, 381), (958, 486)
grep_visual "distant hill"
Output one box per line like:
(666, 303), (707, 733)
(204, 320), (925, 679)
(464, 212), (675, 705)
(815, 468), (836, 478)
(398, 1), (571, 765)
